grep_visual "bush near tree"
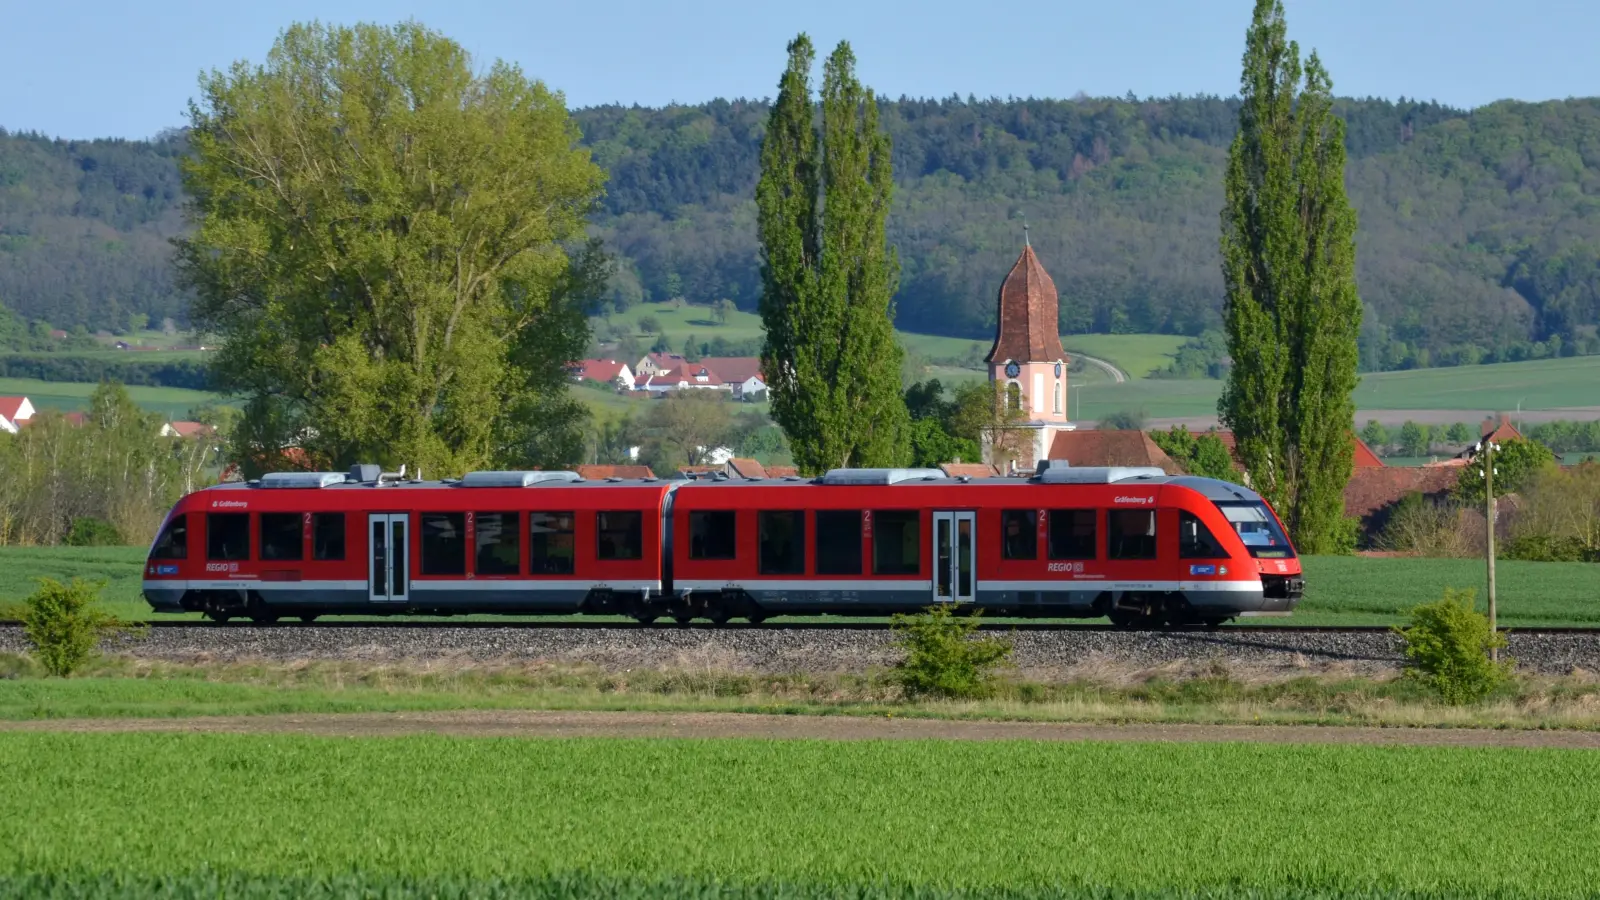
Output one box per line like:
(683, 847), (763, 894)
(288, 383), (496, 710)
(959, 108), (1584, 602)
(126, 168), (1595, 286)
(890, 606), (1012, 699)
(13, 577), (142, 677)
(1394, 588), (1512, 704)
(1453, 438), (1557, 505)
(1149, 426), (1240, 482)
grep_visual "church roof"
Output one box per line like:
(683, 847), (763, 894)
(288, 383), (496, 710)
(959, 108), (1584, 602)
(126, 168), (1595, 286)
(986, 244), (1066, 364)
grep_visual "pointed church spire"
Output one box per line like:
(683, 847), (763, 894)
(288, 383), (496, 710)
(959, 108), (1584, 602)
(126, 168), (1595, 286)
(984, 241), (1065, 364)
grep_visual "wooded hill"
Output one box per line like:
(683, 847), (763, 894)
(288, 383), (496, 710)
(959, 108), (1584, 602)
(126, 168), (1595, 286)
(2, 94), (1598, 370)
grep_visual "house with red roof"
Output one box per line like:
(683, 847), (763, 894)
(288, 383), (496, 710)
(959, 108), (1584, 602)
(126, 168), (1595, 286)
(569, 359), (636, 390)
(0, 396), (35, 434)
(574, 464), (655, 480)
(635, 353), (685, 378)
(698, 357), (767, 401)
(161, 421), (217, 439)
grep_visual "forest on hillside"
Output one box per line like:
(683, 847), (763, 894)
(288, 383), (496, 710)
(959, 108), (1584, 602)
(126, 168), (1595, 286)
(2, 94), (1598, 371)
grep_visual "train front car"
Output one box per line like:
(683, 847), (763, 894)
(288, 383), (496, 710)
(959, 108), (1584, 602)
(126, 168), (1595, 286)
(973, 463), (1303, 627)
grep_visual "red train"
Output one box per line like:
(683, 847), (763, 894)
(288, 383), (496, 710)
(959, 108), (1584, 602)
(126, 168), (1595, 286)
(142, 462), (1304, 627)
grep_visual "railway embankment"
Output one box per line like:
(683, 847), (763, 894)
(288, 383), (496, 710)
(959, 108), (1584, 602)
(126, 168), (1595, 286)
(4, 624), (1599, 676)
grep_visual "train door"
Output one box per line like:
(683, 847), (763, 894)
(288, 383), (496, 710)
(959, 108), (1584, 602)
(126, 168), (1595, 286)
(367, 513), (409, 604)
(931, 511), (976, 604)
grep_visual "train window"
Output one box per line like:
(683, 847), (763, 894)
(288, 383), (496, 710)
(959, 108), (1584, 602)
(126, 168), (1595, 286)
(530, 512), (576, 574)
(206, 513), (250, 561)
(259, 513), (303, 561)
(872, 510), (920, 576)
(475, 512), (521, 576)
(814, 510), (862, 575)
(597, 511), (643, 561)
(1000, 509), (1037, 560)
(1048, 510), (1096, 560)
(420, 512), (468, 575)
(1108, 510), (1157, 560)
(313, 513), (345, 560)
(1215, 502), (1296, 559)
(150, 514), (188, 560)
(689, 510), (737, 560)
(1179, 511), (1227, 559)
(758, 510), (805, 575)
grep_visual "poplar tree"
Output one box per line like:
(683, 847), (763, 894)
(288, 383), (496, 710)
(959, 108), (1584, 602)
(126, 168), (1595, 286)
(1219, 0), (1361, 552)
(757, 35), (909, 473)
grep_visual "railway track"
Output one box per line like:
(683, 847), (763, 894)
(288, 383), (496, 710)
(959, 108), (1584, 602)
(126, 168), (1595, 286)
(9, 620), (1593, 634)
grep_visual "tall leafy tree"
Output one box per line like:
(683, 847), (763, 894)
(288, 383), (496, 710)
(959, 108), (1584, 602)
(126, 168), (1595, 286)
(1218, 0), (1362, 552)
(177, 22), (604, 476)
(757, 35), (909, 473)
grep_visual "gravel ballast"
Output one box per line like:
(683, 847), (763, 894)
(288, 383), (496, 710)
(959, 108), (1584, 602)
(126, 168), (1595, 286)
(3, 625), (1597, 676)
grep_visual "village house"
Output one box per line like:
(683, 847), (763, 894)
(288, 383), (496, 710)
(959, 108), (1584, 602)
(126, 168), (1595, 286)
(0, 396), (36, 434)
(570, 358), (637, 390)
(634, 352), (684, 378)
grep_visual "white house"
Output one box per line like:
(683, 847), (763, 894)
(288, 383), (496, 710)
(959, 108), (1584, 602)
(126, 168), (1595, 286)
(635, 352), (685, 378)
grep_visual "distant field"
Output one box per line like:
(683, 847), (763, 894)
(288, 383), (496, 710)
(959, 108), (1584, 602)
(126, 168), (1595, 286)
(1080, 354), (1600, 422)
(2, 733), (1597, 897)
(6, 546), (1595, 627)
(603, 301), (766, 344)
(0, 377), (218, 420)
(0, 348), (209, 363)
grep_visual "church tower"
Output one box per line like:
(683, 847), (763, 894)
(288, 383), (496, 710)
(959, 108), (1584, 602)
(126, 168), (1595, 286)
(983, 231), (1074, 470)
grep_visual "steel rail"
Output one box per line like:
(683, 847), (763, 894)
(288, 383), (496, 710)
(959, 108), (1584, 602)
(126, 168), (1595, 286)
(5, 621), (1593, 635)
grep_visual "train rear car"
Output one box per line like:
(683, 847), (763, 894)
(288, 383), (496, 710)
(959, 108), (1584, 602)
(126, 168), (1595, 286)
(142, 466), (674, 622)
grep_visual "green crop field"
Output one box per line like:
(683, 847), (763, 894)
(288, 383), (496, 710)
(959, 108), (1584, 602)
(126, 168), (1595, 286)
(1079, 354), (1600, 422)
(4, 546), (1596, 627)
(0, 377), (219, 421)
(1296, 555), (1600, 626)
(0, 733), (1596, 897)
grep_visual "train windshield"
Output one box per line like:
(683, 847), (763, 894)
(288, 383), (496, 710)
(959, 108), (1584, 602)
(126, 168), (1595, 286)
(1214, 502), (1294, 559)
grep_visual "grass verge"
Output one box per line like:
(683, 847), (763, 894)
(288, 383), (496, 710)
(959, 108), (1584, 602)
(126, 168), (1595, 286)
(2, 733), (1598, 897)
(6, 656), (1600, 730)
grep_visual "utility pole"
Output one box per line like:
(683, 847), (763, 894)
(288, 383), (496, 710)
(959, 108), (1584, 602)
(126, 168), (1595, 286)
(1478, 439), (1499, 661)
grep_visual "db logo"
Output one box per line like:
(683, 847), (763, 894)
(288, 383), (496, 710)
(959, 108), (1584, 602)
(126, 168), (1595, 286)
(205, 562), (239, 573)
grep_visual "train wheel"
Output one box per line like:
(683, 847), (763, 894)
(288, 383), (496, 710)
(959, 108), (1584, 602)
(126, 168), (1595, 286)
(1107, 608), (1138, 629)
(298, 614), (320, 624)
(633, 614), (658, 625)
(707, 610), (732, 626)
(746, 613), (767, 625)
(673, 615), (695, 625)
(250, 614), (279, 624)
(206, 611), (233, 624)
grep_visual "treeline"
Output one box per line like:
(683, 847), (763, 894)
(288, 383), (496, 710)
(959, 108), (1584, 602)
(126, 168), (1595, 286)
(5, 97), (1600, 372)
(1361, 419), (1600, 457)
(0, 353), (209, 390)
(0, 383), (220, 546)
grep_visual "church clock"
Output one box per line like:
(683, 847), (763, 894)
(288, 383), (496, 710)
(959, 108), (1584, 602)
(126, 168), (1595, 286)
(1004, 361), (1020, 378)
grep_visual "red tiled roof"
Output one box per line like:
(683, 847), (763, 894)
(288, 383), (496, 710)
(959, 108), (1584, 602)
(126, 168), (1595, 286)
(986, 244), (1066, 364)
(573, 359), (630, 383)
(1352, 436), (1385, 468)
(643, 352), (685, 372)
(682, 366), (725, 386)
(574, 465), (655, 480)
(764, 465), (799, 478)
(700, 357), (764, 384)
(1343, 467), (1463, 520)
(0, 397), (28, 420)
(1046, 430), (1184, 474)
(1455, 416), (1526, 459)
(166, 420), (214, 437)
(726, 458), (766, 479)
(940, 462), (1002, 478)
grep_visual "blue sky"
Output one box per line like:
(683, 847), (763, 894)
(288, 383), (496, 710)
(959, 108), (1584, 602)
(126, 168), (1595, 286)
(1, 0), (1595, 140)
